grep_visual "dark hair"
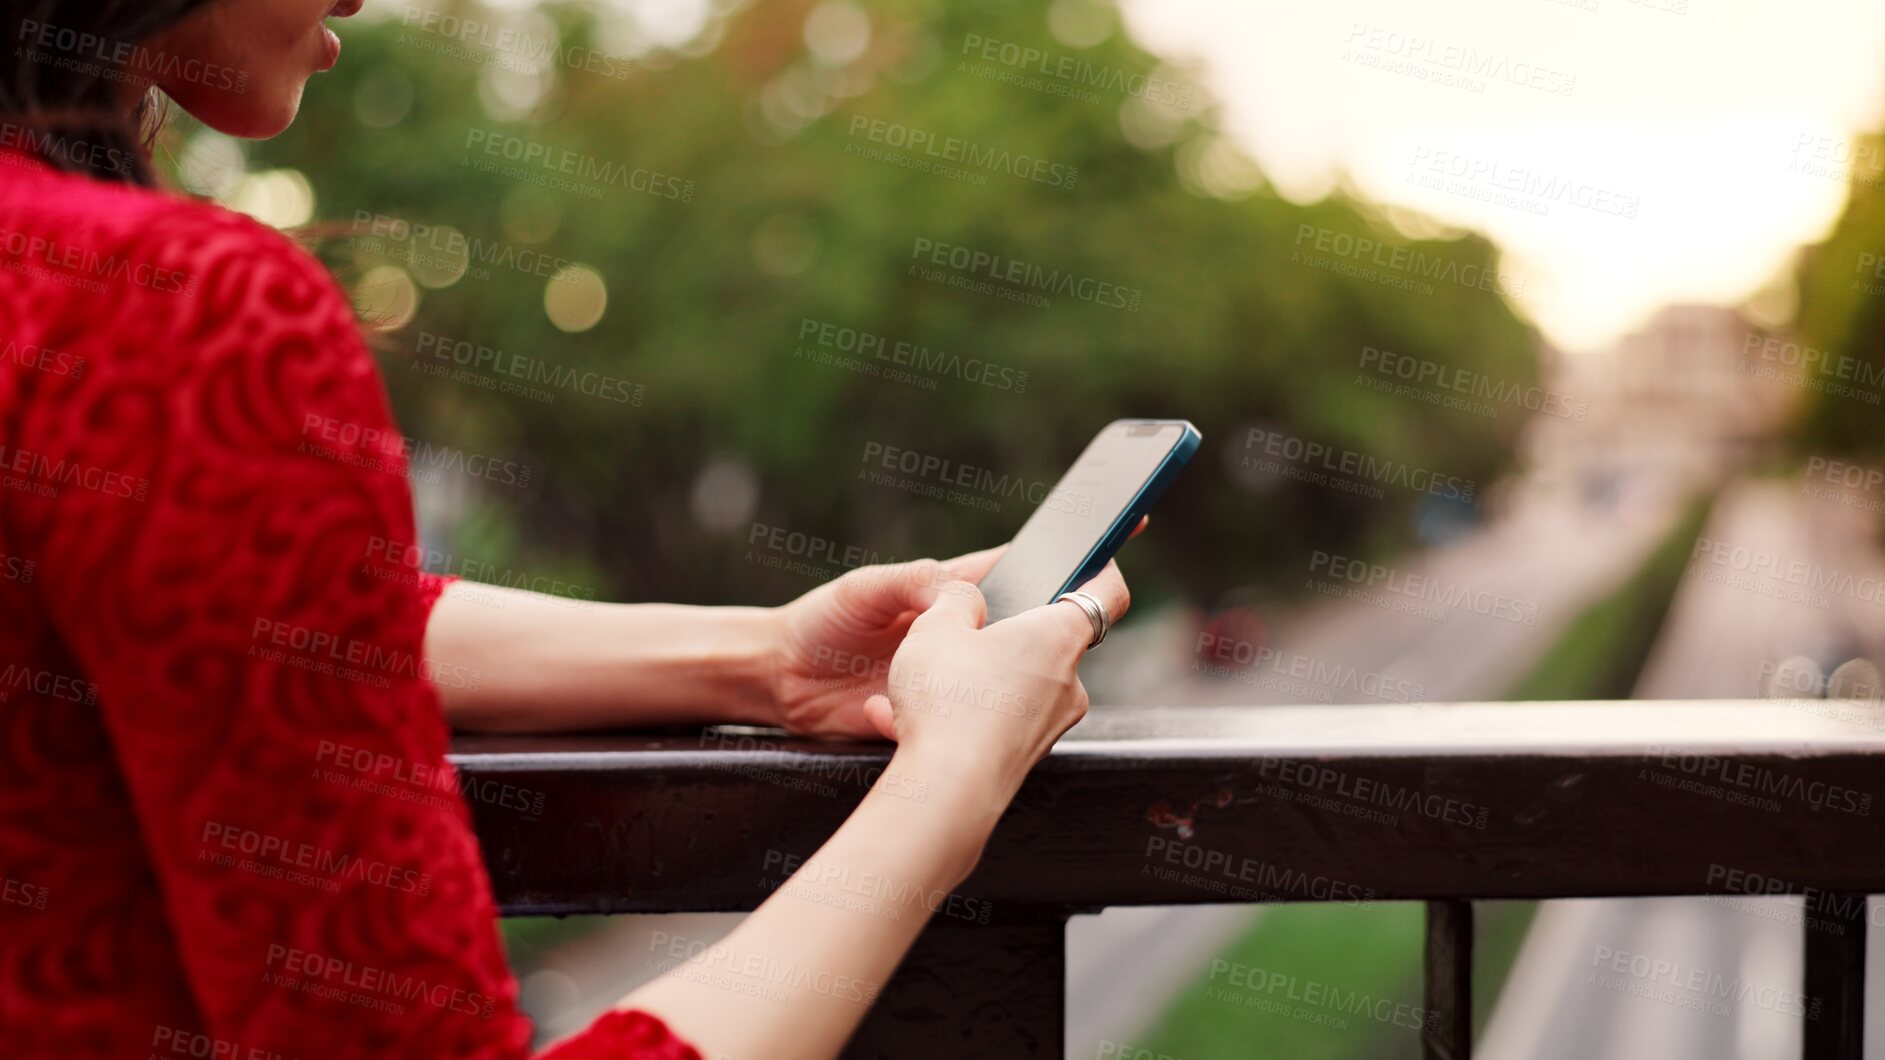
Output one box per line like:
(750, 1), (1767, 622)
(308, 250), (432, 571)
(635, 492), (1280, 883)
(1, 0), (217, 185)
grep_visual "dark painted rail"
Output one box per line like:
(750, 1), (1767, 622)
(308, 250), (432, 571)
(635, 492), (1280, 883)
(451, 701), (1885, 1059)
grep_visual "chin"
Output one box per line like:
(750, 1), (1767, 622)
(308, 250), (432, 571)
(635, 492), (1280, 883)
(166, 82), (307, 140)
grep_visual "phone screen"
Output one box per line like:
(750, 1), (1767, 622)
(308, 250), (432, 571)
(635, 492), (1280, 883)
(977, 421), (1190, 623)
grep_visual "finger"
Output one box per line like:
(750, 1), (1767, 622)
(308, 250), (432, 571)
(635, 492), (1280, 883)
(1004, 595), (1103, 657)
(1067, 559), (1131, 624)
(1127, 514), (1149, 540)
(842, 559), (956, 623)
(934, 544), (1007, 584)
(862, 694), (896, 740)
(909, 579), (988, 632)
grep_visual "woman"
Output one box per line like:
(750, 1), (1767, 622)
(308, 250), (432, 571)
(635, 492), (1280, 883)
(0, 2), (1132, 1057)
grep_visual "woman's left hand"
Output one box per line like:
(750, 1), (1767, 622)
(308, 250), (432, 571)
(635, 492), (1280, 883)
(768, 547), (1004, 737)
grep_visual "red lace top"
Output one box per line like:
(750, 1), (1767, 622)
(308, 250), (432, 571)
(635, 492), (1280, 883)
(0, 150), (697, 1059)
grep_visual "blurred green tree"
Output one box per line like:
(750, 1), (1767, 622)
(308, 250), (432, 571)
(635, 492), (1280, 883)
(1784, 132), (1885, 468)
(209, 0), (1539, 613)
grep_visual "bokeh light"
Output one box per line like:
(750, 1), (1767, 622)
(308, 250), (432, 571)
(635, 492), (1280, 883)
(544, 265), (608, 332)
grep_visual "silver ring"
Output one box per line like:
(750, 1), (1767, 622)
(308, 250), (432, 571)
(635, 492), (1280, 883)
(1055, 590), (1109, 650)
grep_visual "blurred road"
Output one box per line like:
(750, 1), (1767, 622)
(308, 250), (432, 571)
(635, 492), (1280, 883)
(1479, 478), (1883, 1060)
(506, 473), (1697, 1056)
(1065, 473), (1693, 1059)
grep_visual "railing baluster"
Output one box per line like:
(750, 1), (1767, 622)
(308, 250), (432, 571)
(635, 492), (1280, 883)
(1803, 892), (1867, 1060)
(843, 911), (1066, 1059)
(1424, 899), (1473, 1060)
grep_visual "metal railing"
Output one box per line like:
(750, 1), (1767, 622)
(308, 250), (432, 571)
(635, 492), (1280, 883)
(450, 700), (1885, 1059)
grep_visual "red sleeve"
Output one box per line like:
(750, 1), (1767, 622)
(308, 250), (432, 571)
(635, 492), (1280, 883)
(16, 208), (695, 1059)
(420, 571), (459, 613)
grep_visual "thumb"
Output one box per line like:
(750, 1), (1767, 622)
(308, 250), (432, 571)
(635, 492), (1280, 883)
(862, 693), (896, 740)
(910, 579), (988, 632)
(835, 559), (957, 626)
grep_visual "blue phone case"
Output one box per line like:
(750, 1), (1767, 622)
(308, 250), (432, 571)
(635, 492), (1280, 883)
(1053, 419), (1201, 600)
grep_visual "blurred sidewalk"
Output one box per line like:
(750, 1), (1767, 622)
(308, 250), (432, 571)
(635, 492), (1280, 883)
(1065, 472), (1691, 1059)
(1479, 477), (1882, 1060)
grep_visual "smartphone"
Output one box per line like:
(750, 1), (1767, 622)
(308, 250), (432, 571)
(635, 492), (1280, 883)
(977, 419), (1201, 624)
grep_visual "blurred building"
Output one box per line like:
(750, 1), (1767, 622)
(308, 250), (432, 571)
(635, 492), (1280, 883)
(1523, 305), (1796, 509)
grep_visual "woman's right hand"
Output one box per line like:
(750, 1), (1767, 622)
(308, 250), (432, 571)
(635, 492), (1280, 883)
(626, 560), (1131, 1060)
(859, 561), (1131, 801)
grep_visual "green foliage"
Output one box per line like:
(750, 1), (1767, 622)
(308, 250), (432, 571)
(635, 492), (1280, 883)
(1787, 133), (1885, 464)
(1137, 902), (1426, 1058)
(221, 0), (1539, 609)
(1504, 492), (1713, 701)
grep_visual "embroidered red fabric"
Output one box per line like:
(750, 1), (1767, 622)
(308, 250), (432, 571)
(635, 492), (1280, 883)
(0, 151), (697, 1060)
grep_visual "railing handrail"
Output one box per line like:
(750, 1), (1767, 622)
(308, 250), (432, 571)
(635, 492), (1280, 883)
(451, 700), (1885, 916)
(452, 700), (1885, 1060)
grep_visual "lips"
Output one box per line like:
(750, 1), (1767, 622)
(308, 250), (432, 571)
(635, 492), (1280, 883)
(328, 0), (364, 17)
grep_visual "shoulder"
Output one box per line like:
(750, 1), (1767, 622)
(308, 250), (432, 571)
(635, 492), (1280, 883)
(0, 156), (399, 526)
(0, 155), (354, 340)
(0, 155), (381, 415)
